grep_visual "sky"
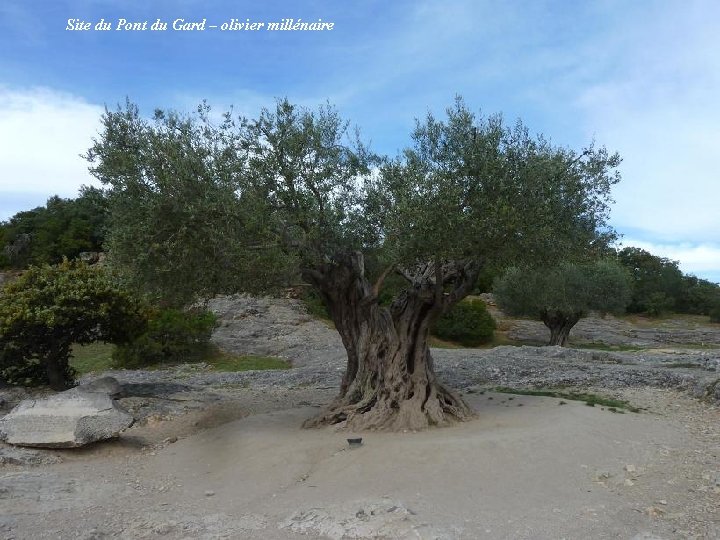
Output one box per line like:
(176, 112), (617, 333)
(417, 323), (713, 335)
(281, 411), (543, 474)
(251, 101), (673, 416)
(0, 0), (718, 282)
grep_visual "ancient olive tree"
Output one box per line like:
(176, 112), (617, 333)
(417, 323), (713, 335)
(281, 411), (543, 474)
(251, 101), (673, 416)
(84, 101), (295, 307)
(493, 260), (632, 346)
(87, 97), (621, 430)
(0, 261), (147, 389)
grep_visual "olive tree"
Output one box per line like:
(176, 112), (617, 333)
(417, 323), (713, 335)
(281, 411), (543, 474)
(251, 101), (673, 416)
(84, 101), (296, 306)
(87, 97), (621, 430)
(493, 260), (632, 346)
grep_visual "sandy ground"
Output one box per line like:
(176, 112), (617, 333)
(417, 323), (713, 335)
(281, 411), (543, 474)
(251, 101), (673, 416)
(1, 386), (718, 540)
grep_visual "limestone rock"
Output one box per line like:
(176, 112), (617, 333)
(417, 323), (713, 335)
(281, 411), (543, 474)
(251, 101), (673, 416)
(0, 389), (134, 448)
(77, 376), (124, 398)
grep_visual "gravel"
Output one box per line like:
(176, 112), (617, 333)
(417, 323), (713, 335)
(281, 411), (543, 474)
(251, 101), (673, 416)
(1, 295), (719, 539)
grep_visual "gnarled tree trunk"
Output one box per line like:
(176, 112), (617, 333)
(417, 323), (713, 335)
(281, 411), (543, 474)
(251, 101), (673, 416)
(302, 252), (479, 431)
(541, 310), (582, 346)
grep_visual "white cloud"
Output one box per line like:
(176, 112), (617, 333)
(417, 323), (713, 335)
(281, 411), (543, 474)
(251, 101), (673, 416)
(0, 86), (103, 196)
(573, 2), (720, 243)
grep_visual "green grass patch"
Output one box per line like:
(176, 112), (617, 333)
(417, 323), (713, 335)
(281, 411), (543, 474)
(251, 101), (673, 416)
(572, 342), (647, 352)
(428, 336), (464, 349)
(663, 362), (706, 369)
(669, 343), (720, 350)
(70, 342), (115, 375)
(620, 313), (711, 328)
(429, 332), (544, 350)
(490, 334), (546, 348)
(576, 342), (720, 352)
(492, 386), (641, 413)
(70, 342), (290, 374)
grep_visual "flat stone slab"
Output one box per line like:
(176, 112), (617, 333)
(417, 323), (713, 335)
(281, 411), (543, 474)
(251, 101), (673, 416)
(0, 389), (134, 448)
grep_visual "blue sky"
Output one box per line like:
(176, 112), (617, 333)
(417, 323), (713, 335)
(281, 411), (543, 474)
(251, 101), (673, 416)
(1, 0), (719, 282)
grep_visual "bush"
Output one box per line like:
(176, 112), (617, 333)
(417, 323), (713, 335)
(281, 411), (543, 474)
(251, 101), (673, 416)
(300, 288), (330, 320)
(112, 308), (218, 368)
(644, 291), (675, 317)
(432, 299), (496, 346)
(0, 261), (147, 389)
(709, 304), (720, 324)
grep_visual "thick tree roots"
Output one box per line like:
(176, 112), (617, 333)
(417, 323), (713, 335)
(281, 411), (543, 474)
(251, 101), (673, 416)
(304, 380), (475, 431)
(301, 252), (480, 431)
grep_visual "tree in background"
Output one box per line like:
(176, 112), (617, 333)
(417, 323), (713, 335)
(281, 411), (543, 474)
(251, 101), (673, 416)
(0, 187), (108, 269)
(0, 261), (147, 389)
(677, 275), (720, 316)
(87, 97), (620, 430)
(617, 247), (720, 316)
(617, 247), (682, 314)
(493, 260), (632, 346)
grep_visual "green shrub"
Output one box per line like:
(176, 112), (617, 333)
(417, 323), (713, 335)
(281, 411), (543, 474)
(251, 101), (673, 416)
(112, 308), (218, 368)
(0, 261), (147, 389)
(432, 299), (496, 346)
(300, 288), (330, 320)
(644, 291), (675, 317)
(710, 304), (720, 324)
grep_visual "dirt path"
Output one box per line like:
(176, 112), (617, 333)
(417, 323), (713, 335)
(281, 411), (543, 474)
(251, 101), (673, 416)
(2, 295), (719, 539)
(1, 387), (718, 539)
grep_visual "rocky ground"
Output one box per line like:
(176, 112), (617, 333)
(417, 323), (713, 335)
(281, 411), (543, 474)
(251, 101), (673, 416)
(1, 295), (719, 539)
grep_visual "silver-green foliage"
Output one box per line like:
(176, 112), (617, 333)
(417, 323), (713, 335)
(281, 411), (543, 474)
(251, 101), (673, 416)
(494, 260), (632, 319)
(86, 101), (301, 306)
(368, 98), (621, 268)
(87, 97), (621, 308)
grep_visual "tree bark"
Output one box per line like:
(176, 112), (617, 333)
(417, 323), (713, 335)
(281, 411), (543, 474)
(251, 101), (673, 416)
(541, 311), (582, 346)
(302, 253), (479, 431)
(45, 350), (72, 391)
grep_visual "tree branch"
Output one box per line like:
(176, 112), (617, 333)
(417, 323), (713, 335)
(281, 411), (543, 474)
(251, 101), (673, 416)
(301, 267), (324, 286)
(442, 259), (482, 311)
(396, 266), (415, 284)
(372, 263), (396, 298)
(433, 259), (443, 306)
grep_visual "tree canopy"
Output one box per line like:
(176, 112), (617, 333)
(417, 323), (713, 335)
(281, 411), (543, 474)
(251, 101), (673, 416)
(86, 98), (620, 306)
(617, 247), (720, 316)
(493, 260), (632, 345)
(0, 187), (108, 269)
(370, 104), (620, 271)
(86, 97), (622, 430)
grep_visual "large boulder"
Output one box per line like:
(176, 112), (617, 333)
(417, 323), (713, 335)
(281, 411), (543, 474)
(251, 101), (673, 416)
(0, 387), (134, 448)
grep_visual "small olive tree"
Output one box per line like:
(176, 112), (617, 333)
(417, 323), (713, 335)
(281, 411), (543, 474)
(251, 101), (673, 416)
(0, 261), (147, 389)
(493, 260), (631, 346)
